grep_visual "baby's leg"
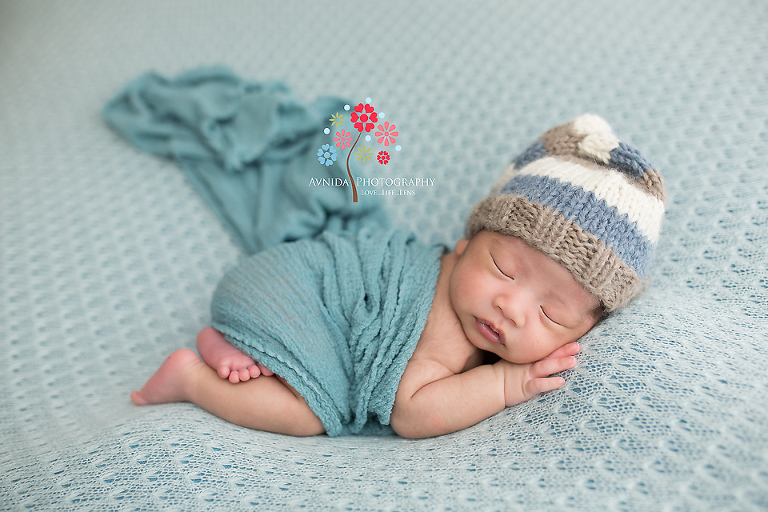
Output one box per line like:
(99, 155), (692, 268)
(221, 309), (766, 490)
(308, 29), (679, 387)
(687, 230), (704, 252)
(130, 349), (325, 436)
(196, 326), (273, 383)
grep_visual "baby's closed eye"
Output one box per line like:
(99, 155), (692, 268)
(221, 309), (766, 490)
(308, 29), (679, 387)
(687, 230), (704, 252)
(491, 254), (514, 279)
(540, 306), (557, 323)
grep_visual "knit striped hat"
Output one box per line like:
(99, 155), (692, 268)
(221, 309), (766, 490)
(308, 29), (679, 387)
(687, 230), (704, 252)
(466, 114), (666, 312)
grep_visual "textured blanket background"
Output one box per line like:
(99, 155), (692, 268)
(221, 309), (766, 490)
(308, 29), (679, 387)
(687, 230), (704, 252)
(1, 0), (766, 510)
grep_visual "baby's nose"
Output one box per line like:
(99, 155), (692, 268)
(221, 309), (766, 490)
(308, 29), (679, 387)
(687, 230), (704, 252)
(494, 290), (527, 327)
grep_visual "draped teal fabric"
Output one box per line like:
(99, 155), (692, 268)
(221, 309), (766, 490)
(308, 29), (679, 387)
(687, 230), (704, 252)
(102, 66), (388, 254)
(212, 229), (443, 435)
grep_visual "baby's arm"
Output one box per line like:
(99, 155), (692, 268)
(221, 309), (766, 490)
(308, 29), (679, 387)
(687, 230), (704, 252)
(390, 343), (580, 439)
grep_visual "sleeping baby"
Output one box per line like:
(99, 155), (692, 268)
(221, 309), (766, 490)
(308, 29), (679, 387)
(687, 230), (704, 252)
(131, 114), (666, 438)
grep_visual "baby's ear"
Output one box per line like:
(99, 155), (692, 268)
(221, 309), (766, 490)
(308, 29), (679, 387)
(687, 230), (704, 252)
(454, 238), (469, 256)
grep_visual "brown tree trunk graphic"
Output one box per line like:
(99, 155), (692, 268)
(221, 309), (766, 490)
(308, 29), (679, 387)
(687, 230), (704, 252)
(345, 131), (362, 202)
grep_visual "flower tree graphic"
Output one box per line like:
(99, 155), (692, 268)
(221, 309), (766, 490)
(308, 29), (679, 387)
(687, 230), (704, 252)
(318, 99), (400, 202)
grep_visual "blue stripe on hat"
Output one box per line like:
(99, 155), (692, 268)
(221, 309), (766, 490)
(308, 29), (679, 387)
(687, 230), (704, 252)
(609, 142), (653, 178)
(499, 174), (654, 277)
(512, 141), (547, 169)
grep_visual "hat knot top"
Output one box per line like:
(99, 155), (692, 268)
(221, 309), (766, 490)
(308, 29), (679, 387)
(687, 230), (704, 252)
(466, 114), (666, 312)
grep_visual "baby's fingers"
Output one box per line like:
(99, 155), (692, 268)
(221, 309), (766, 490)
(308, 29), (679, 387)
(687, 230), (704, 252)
(522, 357), (577, 399)
(524, 375), (567, 398)
(530, 355), (577, 379)
(543, 342), (581, 360)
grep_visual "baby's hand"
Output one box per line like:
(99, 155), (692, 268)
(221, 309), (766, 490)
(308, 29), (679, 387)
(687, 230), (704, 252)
(496, 342), (580, 407)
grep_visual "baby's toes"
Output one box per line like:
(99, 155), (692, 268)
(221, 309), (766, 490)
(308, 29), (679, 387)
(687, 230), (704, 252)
(237, 368), (252, 382)
(258, 363), (274, 376)
(228, 370), (241, 384)
(217, 365), (232, 380)
(248, 365), (261, 379)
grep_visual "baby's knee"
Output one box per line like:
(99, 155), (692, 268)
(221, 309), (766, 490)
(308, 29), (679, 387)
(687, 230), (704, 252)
(280, 393), (325, 436)
(288, 413), (325, 437)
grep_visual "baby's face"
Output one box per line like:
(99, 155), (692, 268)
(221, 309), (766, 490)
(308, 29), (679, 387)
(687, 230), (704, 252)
(449, 231), (599, 364)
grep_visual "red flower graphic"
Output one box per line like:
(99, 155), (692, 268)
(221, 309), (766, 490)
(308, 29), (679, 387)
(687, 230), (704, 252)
(351, 103), (378, 133)
(377, 151), (390, 165)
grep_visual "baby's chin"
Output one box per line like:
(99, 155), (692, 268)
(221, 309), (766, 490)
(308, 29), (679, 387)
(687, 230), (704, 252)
(494, 345), (556, 365)
(478, 345), (533, 366)
(498, 354), (535, 365)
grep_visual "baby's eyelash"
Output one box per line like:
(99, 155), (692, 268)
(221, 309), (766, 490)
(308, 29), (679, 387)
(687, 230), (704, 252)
(491, 255), (512, 278)
(540, 306), (559, 325)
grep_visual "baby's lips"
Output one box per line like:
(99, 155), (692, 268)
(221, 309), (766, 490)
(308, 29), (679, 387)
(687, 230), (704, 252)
(476, 318), (505, 346)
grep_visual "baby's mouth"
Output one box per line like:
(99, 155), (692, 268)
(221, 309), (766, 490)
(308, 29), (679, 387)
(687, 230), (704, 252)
(476, 318), (505, 346)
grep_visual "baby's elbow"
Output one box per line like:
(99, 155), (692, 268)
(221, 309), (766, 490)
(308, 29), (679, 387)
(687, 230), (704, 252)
(389, 404), (412, 438)
(390, 404), (447, 439)
(390, 416), (423, 439)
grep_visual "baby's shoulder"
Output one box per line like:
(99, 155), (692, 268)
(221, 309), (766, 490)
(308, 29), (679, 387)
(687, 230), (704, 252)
(412, 330), (485, 374)
(410, 294), (481, 375)
(398, 314), (485, 401)
(407, 250), (481, 373)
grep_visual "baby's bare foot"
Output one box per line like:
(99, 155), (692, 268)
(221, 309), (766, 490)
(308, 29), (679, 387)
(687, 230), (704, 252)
(131, 348), (200, 405)
(196, 326), (273, 383)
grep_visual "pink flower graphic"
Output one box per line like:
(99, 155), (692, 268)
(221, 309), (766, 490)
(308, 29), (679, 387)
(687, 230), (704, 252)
(377, 151), (390, 165)
(351, 103), (378, 133)
(334, 129), (353, 149)
(375, 122), (398, 147)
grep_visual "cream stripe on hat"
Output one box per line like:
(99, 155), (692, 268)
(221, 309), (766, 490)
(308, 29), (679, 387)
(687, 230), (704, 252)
(515, 156), (665, 243)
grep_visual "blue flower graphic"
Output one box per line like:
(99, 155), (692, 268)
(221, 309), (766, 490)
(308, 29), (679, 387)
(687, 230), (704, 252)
(317, 144), (337, 166)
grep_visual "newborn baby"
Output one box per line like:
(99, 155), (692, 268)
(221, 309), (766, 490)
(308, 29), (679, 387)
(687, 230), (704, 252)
(131, 114), (665, 438)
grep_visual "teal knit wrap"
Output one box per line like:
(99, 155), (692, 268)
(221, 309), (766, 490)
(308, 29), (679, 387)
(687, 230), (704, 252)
(211, 229), (443, 436)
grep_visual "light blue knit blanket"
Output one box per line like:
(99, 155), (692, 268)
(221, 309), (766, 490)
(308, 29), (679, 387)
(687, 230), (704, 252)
(102, 67), (443, 435)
